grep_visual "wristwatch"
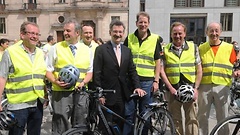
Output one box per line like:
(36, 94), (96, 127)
(153, 80), (159, 84)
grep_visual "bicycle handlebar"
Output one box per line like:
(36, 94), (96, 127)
(75, 86), (115, 98)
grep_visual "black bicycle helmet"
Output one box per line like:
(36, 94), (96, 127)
(59, 65), (80, 89)
(176, 84), (194, 103)
(0, 111), (17, 130)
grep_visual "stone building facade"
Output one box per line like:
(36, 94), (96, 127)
(0, 0), (128, 43)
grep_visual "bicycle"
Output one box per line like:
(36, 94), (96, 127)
(210, 60), (240, 135)
(62, 87), (176, 135)
(209, 86), (240, 135)
(44, 79), (53, 115)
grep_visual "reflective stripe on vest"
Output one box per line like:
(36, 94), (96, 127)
(199, 41), (233, 86)
(128, 33), (158, 77)
(164, 42), (196, 84)
(5, 45), (46, 104)
(53, 41), (91, 91)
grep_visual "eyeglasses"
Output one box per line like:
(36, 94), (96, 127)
(25, 31), (41, 37)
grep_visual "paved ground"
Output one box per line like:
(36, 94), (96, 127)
(40, 107), (52, 135)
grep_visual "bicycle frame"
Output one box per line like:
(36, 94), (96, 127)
(63, 87), (175, 135)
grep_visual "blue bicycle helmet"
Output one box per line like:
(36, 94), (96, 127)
(0, 111), (17, 130)
(59, 65), (80, 89)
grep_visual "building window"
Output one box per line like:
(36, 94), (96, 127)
(27, 17), (37, 23)
(225, 0), (240, 6)
(58, 0), (65, 3)
(111, 16), (120, 21)
(0, 0), (5, 4)
(29, 0), (36, 3)
(170, 17), (206, 45)
(112, 0), (120, 2)
(140, 0), (145, 11)
(221, 37), (232, 43)
(220, 13), (233, 31)
(0, 18), (6, 34)
(175, 0), (204, 7)
(175, 0), (187, 7)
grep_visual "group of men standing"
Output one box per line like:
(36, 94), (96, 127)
(0, 11), (239, 135)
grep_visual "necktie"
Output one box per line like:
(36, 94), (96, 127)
(69, 45), (77, 56)
(115, 44), (121, 65)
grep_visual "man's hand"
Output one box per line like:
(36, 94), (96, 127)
(0, 104), (2, 111)
(53, 77), (69, 88)
(152, 82), (159, 92)
(233, 70), (240, 78)
(193, 89), (198, 101)
(77, 82), (85, 89)
(99, 97), (106, 105)
(133, 88), (146, 97)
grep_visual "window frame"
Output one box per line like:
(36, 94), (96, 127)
(112, 0), (120, 2)
(0, 0), (5, 5)
(27, 17), (37, 24)
(0, 17), (6, 34)
(111, 16), (120, 21)
(220, 13), (233, 31)
(140, 0), (145, 11)
(225, 0), (240, 6)
(174, 0), (204, 7)
(58, 0), (66, 3)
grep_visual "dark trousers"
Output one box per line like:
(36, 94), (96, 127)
(9, 99), (43, 135)
(99, 99), (125, 134)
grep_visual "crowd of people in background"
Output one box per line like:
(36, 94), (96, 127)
(1, 11), (240, 135)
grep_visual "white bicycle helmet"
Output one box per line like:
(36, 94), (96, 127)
(59, 65), (80, 89)
(0, 111), (17, 130)
(176, 84), (194, 103)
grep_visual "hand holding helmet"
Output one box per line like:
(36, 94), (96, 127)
(58, 65), (80, 89)
(176, 84), (194, 103)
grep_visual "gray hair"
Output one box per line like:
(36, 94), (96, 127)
(64, 19), (81, 32)
(109, 20), (125, 32)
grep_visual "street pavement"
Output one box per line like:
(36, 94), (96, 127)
(40, 107), (52, 135)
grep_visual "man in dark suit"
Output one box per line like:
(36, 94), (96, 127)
(93, 20), (145, 133)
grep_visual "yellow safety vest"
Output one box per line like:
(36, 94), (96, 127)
(164, 42), (196, 84)
(128, 33), (158, 77)
(5, 44), (46, 104)
(199, 41), (233, 86)
(53, 41), (91, 91)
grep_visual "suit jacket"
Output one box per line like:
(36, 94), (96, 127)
(93, 41), (140, 105)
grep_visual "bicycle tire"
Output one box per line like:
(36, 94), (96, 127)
(62, 127), (102, 135)
(210, 115), (240, 135)
(137, 108), (176, 135)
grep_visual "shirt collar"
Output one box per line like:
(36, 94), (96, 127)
(134, 29), (151, 41)
(68, 42), (79, 49)
(20, 44), (36, 54)
(111, 41), (121, 48)
(169, 41), (189, 51)
(80, 40), (92, 48)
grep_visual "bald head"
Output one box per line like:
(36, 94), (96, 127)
(206, 22), (222, 32)
(206, 22), (222, 45)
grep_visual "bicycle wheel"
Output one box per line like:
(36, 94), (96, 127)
(137, 108), (176, 135)
(62, 127), (102, 135)
(210, 115), (240, 135)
